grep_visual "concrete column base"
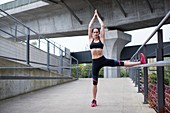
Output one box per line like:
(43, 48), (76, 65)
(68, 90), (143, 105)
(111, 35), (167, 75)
(103, 30), (131, 78)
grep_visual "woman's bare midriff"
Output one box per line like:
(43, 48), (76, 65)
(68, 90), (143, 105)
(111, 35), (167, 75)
(91, 48), (103, 59)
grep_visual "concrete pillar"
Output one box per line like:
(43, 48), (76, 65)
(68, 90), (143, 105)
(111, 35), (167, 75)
(103, 30), (131, 78)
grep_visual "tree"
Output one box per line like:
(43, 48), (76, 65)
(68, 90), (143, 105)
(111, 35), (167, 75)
(71, 63), (104, 78)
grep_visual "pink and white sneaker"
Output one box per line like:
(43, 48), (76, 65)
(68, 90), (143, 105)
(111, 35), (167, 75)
(91, 99), (97, 107)
(140, 53), (146, 64)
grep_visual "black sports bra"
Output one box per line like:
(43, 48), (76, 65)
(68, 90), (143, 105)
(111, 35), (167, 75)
(90, 39), (104, 49)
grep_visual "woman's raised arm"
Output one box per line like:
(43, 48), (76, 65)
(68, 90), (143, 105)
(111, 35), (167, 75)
(88, 11), (96, 41)
(95, 10), (105, 43)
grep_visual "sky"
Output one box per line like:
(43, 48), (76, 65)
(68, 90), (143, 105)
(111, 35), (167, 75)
(51, 24), (170, 52)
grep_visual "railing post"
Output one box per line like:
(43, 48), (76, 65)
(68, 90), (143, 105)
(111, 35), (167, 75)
(135, 67), (137, 87)
(131, 68), (133, 81)
(130, 59), (134, 82)
(135, 57), (138, 87)
(128, 68), (131, 79)
(15, 23), (17, 41)
(132, 64), (135, 83)
(59, 46), (63, 74)
(76, 62), (78, 78)
(137, 67), (141, 93)
(54, 42), (55, 55)
(130, 68), (133, 80)
(70, 56), (72, 77)
(156, 29), (165, 112)
(143, 45), (148, 104)
(47, 40), (50, 69)
(129, 68), (133, 81)
(26, 28), (30, 65)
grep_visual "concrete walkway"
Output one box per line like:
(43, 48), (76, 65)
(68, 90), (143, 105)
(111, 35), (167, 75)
(0, 78), (155, 113)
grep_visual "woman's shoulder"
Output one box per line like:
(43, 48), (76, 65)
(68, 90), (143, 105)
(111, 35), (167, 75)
(99, 37), (104, 44)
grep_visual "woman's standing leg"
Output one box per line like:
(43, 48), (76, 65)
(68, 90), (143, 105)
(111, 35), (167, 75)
(91, 60), (102, 107)
(91, 73), (98, 107)
(92, 85), (97, 100)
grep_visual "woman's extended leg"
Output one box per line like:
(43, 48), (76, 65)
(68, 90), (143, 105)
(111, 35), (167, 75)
(124, 53), (146, 67)
(124, 61), (141, 67)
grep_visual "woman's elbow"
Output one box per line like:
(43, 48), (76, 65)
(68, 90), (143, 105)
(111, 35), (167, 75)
(101, 24), (104, 28)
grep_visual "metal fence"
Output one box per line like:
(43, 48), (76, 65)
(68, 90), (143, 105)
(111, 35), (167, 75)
(129, 10), (170, 113)
(0, 8), (79, 78)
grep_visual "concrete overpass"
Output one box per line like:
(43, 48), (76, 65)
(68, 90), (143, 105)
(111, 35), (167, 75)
(0, 0), (170, 38)
(0, 0), (170, 78)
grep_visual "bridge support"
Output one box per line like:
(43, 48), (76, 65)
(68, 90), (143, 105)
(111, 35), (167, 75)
(103, 30), (131, 78)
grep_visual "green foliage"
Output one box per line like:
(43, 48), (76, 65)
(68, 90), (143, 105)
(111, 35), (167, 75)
(164, 77), (170, 86)
(149, 73), (157, 84)
(120, 67), (128, 77)
(71, 63), (104, 78)
(148, 57), (170, 85)
(149, 72), (170, 85)
(98, 68), (104, 78)
(164, 57), (170, 85)
(71, 64), (78, 78)
(79, 63), (92, 78)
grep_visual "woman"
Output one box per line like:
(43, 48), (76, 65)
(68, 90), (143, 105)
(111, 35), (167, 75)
(88, 9), (146, 107)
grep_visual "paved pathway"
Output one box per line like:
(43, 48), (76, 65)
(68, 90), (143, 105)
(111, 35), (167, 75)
(0, 78), (156, 113)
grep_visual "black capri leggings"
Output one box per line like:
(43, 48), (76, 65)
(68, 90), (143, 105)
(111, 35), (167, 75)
(92, 56), (124, 85)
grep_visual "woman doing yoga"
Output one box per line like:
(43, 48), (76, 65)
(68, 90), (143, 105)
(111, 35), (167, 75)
(88, 9), (146, 107)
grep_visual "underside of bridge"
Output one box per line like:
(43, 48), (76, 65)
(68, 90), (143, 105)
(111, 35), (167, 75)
(0, 0), (170, 38)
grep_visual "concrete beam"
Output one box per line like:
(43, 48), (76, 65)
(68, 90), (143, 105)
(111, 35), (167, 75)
(85, 0), (104, 20)
(0, 0), (170, 38)
(46, 0), (83, 24)
(114, 0), (127, 17)
(61, 0), (83, 25)
(144, 0), (153, 13)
